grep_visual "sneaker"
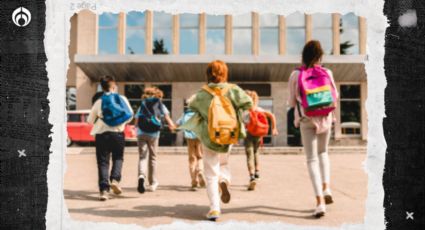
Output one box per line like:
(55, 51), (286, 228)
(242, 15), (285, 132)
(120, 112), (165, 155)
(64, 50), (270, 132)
(198, 173), (206, 188)
(190, 184), (198, 191)
(313, 204), (326, 218)
(219, 181), (231, 204)
(148, 182), (159, 192)
(206, 210), (220, 221)
(110, 180), (122, 195)
(247, 178), (257, 191)
(137, 176), (145, 194)
(99, 191), (108, 201)
(254, 171), (260, 180)
(324, 189), (334, 205)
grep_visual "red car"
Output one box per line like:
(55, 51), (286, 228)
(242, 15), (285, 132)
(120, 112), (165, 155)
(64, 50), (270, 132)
(67, 110), (137, 146)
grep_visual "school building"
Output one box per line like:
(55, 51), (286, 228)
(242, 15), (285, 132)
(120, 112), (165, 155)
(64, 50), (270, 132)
(66, 10), (368, 146)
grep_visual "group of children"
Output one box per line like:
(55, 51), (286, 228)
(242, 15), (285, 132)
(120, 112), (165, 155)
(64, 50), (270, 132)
(88, 40), (337, 221)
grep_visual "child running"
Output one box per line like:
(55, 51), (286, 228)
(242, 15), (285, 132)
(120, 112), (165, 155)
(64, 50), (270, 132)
(176, 96), (206, 191)
(179, 60), (253, 221)
(243, 90), (278, 191)
(135, 87), (176, 193)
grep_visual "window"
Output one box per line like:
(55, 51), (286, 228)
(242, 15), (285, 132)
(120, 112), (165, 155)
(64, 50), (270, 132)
(233, 13), (252, 55)
(180, 14), (199, 54)
(153, 12), (172, 54)
(238, 83), (274, 145)
(126, 11), (146, 54)
(286, 12), (305, 55)
(67, 114), (81, 122)
(98, 13), (118, 54)
(206, 15), (225, 54)
(124, 84), (145, 113)
(260, 14), (279, 55)
(66, 87), (76, 110)
(340, 85), (361, 135)
(312, 13), (333, 54)
(340, 13), (359, 55)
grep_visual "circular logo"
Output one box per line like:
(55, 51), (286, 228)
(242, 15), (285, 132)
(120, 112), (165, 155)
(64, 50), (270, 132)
(12, 7), (31, 27)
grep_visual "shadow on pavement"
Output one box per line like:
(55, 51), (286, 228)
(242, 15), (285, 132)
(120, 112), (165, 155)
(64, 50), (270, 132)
(64, 189), (139, 201)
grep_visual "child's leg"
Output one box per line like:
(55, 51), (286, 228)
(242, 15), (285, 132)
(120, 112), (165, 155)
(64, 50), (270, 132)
(244, 137), (256, 176)
(253, 137), (261, 173)
(187, 139), (198, 186)
(137, 135), (149, 179)
(317, 128), (331, 190)
(202, 145), (221, 212)
(195, 139), (205, 185)
(147, 136), (159, 185)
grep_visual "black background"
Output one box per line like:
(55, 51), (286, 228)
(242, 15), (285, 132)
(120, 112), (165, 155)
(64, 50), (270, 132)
(0, 0), (424, 229)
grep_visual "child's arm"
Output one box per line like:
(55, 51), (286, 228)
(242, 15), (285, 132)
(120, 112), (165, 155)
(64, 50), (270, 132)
(265, 111), (279, 136)
(165, 114), (176, 131)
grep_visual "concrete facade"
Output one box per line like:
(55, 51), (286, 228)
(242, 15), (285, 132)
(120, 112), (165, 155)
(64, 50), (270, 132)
(67, 11), (368, 146)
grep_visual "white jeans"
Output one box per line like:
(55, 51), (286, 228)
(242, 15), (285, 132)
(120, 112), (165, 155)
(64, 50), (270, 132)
(300, 119), (331, 197)
(202, 145), (231, 212)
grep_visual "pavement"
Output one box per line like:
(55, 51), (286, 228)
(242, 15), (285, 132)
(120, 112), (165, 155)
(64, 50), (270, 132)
(64, 148), (367, 228)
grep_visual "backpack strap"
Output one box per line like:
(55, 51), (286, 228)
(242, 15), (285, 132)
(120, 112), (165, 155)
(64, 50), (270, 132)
(202, 84), (233, 96)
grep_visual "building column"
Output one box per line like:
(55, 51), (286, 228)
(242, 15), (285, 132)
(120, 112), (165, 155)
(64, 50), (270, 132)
(305, 14), (312, 42)
(361, 82), (368, 140)
(252, 12), (259, 55)
(199, 13), (206, 54)
(75, 10), (98, 110)
(359, 16), (367, 54)
(278, 15), (286, 55)
(334, 83), (342, 139)
(271, 82), (288, 146)
(117, 12), (126, 54)
(332, 13), (340, 55)
(172, 14), (179, 54)
(145, 11), (153, 54)
(225, 15), (233, 54)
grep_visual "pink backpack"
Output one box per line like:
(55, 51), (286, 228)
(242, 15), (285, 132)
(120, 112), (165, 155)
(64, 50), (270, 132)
(297, 65), (337, 117)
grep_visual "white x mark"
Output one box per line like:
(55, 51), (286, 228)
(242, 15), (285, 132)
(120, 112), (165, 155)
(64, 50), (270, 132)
(406, 211), (414, 220)
(18, 149), (26, 158)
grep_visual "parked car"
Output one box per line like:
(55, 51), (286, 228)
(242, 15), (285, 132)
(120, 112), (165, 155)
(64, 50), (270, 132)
(67, 110), (137, 146)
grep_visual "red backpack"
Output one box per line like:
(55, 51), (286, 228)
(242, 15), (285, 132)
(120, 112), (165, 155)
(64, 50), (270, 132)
(246, 109), (269, 137)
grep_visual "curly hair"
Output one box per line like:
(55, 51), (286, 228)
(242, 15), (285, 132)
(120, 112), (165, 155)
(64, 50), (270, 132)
(206, 60), (228, 83)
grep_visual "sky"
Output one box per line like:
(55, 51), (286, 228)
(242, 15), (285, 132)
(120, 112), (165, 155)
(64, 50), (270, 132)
(98, 12), (359, 55)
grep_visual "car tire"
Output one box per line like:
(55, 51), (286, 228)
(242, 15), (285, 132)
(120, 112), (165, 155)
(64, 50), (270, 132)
(67, 136), (73, 147)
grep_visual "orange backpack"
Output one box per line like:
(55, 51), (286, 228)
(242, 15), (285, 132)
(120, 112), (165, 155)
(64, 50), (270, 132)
(246, 109), (269, 137)
(202, 84), (239, 145)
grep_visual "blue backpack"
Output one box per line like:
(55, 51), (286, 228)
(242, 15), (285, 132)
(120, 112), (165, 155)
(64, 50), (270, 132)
(101, 93), (133, 126)
(137, 98), (164, 133)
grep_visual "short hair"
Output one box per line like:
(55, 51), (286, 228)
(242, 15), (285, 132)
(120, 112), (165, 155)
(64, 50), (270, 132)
(302, 40), (324, 68)
(206, 60), (228, 83)
(100, 75), (116, 92)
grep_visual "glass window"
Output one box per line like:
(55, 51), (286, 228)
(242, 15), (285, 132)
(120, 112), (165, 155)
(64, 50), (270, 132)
(126, 11), (146, 54)
(180, 14), (199, 54)
(286, 12), (305, 55)
(153, 12), (172, 54)
(233, 13), (252, 55)
(98, 13), (118, 54)
(260, 14), (279, 55)
(67, 114), (81, 122)
(124, 84), (145, 112)
(66, 87), (76, 111)
(340, 13), (359, 55)
(206, 15), (225, 54)
(312, 13), (333, 54)
(340, 85), (361, 135)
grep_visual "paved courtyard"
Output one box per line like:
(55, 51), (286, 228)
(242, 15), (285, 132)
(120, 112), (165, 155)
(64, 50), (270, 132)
(64, 149), (367, 228)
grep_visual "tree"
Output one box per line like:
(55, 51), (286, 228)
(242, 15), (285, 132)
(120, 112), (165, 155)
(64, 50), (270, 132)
(153, 39), (169, 54)
(128, 46), (135, 54)
(338, 19), (355, 55)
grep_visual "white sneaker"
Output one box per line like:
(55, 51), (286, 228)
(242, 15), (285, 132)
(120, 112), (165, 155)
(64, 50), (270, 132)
(313, 204), (326, 218)
(323, 189), (334, 205)
(99, 191), (109, 201)
(148, 182), (159, 192)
